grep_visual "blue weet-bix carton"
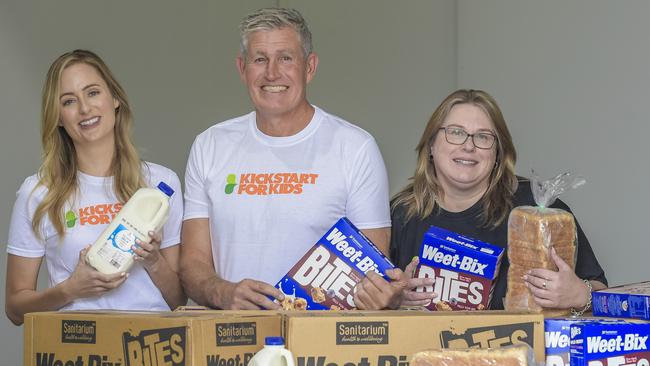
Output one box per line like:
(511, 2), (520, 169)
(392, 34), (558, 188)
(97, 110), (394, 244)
(546, 318), (576, 366)
(570, 320), (650, 366)
(546, 318), (629, 366)
(274, 217), (395, 310)
(593, 281), (650, 321)
(415, 226), (504, 311)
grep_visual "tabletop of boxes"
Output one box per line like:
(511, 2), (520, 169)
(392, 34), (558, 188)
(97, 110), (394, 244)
(24, 218), (649, 366)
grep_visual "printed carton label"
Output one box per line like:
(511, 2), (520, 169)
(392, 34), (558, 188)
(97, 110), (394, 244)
(275, 217), (394, 310)
(61, 320), (97, 344)
(215, 322), (257, 346)
(335, 322), (389, 345)
(439, 322), (534, 349)
(122, 326), (186, 366)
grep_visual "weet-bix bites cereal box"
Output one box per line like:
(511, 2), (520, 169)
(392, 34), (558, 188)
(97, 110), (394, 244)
(546, 318), (629, 366)
(546, 318), (576, 366)
(274, 217), (395, 310)
(570, 320), (650, 366)
(593, 281), (650, 321)
(415, 226), (504, 311)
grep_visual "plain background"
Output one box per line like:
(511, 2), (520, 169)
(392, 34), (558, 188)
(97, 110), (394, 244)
(1, 1), (647, 363)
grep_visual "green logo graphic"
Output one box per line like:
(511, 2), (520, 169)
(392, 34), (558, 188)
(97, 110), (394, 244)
(225, 174), (238, 194)
(65, 210), (77, 228)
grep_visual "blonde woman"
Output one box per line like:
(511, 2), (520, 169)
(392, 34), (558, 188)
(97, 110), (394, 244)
(5, 50), (186, 325)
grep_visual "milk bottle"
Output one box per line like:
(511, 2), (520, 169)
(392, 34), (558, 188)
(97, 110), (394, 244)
(86, 181), (174, 274)
(248, 337), (294, 366)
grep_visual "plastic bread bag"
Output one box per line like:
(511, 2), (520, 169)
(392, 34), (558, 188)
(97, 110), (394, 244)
(505, 171), (585, 315)
(410, 343), (538, 366)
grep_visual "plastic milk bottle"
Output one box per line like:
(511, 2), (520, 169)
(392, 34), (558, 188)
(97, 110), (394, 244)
(86, 181), (174, 274)
(248, 337), (294, 366)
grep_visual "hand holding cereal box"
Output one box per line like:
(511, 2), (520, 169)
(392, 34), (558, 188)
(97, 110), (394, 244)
(274, 217), (395, 310)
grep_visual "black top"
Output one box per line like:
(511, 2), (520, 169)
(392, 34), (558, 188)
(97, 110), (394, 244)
(390, 179), (608, 310)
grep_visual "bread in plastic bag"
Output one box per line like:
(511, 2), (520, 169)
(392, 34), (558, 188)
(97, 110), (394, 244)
(505, 171), (585, 316)
(411, 344), (536, 366)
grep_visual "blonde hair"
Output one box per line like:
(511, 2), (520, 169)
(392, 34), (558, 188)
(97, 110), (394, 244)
(392, 89), (518, 228)
(33, 49), (145, 238)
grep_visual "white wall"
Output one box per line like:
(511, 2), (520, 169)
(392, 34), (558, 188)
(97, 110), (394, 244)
(457, 0), (650, 286)
(0, 1), (455, 364)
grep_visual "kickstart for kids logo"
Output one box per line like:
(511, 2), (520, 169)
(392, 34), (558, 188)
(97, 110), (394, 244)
(225, 172), (319, 195)
(65, 203), (123, 228)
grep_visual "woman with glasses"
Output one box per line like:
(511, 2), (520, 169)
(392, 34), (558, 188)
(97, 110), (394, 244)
(389, 89), (607, 311)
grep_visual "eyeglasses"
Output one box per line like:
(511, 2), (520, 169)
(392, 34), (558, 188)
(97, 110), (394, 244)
(438, 126), (497, 149)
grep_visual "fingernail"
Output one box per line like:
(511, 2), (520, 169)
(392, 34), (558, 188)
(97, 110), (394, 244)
(522, 274), (528, 281)
(121, 272), (127, 277)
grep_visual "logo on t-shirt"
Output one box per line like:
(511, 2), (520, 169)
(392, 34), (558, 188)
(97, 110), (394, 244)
(224, 172), (319, 195)
(65, 203), (123, 228)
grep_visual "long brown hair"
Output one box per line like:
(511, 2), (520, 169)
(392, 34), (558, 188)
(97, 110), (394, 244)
(33, 49), (145, 238)
(392, 89), (518, 227)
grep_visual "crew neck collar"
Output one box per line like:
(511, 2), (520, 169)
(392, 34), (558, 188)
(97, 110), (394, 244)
(250, 106), (323, 147)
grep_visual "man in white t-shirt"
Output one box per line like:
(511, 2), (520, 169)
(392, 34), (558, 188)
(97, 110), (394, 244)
(180, 8), (407, 310)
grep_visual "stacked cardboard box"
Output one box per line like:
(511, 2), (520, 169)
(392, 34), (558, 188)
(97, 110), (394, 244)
(23, 310), (282, 366)
(284, 310), (545, 364)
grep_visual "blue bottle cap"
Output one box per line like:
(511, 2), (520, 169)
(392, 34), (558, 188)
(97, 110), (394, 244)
(265, 336), (284, 346)
(157, 182), (174, 197)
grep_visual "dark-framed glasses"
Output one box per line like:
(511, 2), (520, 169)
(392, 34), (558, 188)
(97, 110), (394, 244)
(438, 126), (497, 149)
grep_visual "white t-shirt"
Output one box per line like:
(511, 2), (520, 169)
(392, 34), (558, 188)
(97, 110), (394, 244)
(184, 106), (391, 285)
(7, 162), (183, 311)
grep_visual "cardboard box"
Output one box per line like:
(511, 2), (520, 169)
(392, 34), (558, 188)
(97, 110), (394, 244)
(24, 310), (282, 366)
(275, 217), (395, 310)
(284, 310), (545, 364)
(415, 226), (504, 311)
(570, 320), (650, 366)
(593, 281), (650, 320)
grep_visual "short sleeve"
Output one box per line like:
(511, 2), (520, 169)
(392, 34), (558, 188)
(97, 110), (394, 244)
(7, 177), (46, 258)
(344, 138), (391, 229)
(183, 135), (210, 220)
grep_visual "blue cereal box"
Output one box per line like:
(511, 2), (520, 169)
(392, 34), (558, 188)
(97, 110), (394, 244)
(546, 318), (575, 366)
(415, 225), (504, 311)
(593, 281), (650, 321)
(274, 217), (395, 310)
(570, 320), (650, 366)
(546, 318), (629, 366)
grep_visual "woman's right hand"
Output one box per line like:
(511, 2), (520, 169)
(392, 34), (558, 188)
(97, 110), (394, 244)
(400, 257), (437, 307)
(60, 245), (128, 301)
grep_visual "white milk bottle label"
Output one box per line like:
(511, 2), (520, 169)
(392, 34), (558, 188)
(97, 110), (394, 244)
(86, 182), (174, 274)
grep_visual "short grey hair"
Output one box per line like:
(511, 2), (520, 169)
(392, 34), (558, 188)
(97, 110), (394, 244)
(239, 8), (313, 58)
